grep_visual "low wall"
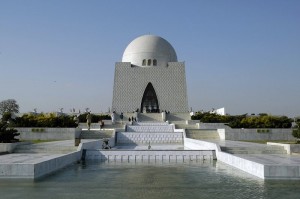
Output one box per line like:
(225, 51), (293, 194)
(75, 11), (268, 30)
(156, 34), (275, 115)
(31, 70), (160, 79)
(0, 143), (20, 153)
(34, 152), (80, 178)
(225, 128), (296, 141)
(267, 142), (300, 154)
(85, 150), (214, 161)
(198, 123), (295, 141)
(15, 128), (81, 141)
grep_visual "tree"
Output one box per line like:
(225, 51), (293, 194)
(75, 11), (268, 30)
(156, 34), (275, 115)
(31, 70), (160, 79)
(0, 99), (19, 115)
(0, 118), (19, 143)
(292, 121), (300, 143)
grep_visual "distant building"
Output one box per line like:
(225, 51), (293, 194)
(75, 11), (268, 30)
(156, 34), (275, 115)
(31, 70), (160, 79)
(211, 107), (226, 115)
(112, 35), (189, 113)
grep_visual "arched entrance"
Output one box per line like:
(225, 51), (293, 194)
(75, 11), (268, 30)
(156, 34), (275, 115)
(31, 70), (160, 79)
(141, 83), (159, 113)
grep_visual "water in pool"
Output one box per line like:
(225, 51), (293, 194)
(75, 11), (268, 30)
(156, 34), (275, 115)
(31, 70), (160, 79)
(1, 160), (300, 199)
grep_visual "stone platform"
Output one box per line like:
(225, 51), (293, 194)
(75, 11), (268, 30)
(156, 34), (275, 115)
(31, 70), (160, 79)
(185, 138), (300, 179)
(0, 152), (79, 179)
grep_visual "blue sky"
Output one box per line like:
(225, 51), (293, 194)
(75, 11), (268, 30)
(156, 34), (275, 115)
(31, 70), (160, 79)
(0, 0), (299, 117)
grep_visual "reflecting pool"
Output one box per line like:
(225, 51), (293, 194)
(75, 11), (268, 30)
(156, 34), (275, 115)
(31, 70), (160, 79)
(1, 160), (300, 199)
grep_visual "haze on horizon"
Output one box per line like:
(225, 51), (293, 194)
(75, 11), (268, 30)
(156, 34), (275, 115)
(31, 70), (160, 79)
(0, 0), (299, 117)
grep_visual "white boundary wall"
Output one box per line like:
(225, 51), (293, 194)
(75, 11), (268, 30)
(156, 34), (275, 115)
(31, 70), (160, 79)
(267, 142), (300, 154)
(15, 128), (81, 140)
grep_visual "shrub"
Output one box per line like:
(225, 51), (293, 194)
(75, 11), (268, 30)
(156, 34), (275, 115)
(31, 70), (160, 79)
(12, 113), (77, 127)
(292, 121), (300, 143)
(78, 113), (111, 123)
(0, 121), (19, 143)
(192, 112), (292, 128)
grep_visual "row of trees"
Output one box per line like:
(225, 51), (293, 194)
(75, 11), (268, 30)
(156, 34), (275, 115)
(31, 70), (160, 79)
(12, 113), (78, 128)
(0, 99), (111, 128)
(192, 112), (293, 128)
(6, 113), (111, 128)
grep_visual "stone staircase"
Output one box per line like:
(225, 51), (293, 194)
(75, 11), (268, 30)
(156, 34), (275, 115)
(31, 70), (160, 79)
(13, 142), (78, 154)
(116, 122), (183, 145)
(126, 123), (174, 132)
(185, 129), (220, 140)
(80, 130), (113, 139)
(220, 145), (287, 154)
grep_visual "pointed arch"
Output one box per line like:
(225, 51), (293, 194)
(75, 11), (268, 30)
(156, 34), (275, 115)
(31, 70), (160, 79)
(141, 83), (159, 113)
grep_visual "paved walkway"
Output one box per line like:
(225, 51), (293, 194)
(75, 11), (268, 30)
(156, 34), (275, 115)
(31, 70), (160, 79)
(208, 140), (300, 166)
(235, 153), (300, 165)
(0, 140), (79, 164)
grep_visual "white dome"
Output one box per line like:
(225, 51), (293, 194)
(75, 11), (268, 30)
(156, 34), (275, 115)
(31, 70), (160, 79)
(122, 35), (177, 67)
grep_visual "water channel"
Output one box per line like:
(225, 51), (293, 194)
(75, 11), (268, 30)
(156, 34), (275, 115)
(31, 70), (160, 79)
(1, 160), (300, 199)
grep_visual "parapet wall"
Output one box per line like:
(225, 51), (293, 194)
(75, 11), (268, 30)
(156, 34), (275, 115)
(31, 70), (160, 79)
(15, 128), (81, 140)
(225, 128), (295, 141)
(85, 150), (214, 161)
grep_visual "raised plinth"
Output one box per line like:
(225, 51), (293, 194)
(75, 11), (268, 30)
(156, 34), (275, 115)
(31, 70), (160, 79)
(0, 152), (80, 179)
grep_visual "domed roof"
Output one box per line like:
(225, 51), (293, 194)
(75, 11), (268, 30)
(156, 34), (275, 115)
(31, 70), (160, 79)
(122, 35), (177, 67)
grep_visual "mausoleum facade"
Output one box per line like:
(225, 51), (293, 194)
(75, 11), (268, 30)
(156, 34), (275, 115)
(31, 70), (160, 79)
(112, 35), (189, 113)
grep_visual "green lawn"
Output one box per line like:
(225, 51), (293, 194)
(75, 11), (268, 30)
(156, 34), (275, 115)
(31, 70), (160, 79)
(239, 140), (297, 144)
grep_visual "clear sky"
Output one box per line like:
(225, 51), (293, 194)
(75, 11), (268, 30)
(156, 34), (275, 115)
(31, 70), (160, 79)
(0, 0), (299, 117)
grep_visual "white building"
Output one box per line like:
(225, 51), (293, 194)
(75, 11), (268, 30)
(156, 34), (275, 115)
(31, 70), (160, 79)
(112, 35), (189, 113)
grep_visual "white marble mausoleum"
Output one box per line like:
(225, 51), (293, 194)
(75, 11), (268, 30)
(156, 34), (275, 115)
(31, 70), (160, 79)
(112, 35), (189, 113)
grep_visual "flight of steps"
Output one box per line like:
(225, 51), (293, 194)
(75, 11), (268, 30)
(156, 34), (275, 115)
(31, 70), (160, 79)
(220, 145), (287, 154)
(13, 142), (77, 154)
(117, 122), (183, 144)
(80, 130), (113, 139)
(185, 129), (220, 140)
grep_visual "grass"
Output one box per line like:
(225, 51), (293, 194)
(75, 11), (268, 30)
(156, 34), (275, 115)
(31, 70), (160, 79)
(20, 139), (59, 144)
(239, 140), (298, 144)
